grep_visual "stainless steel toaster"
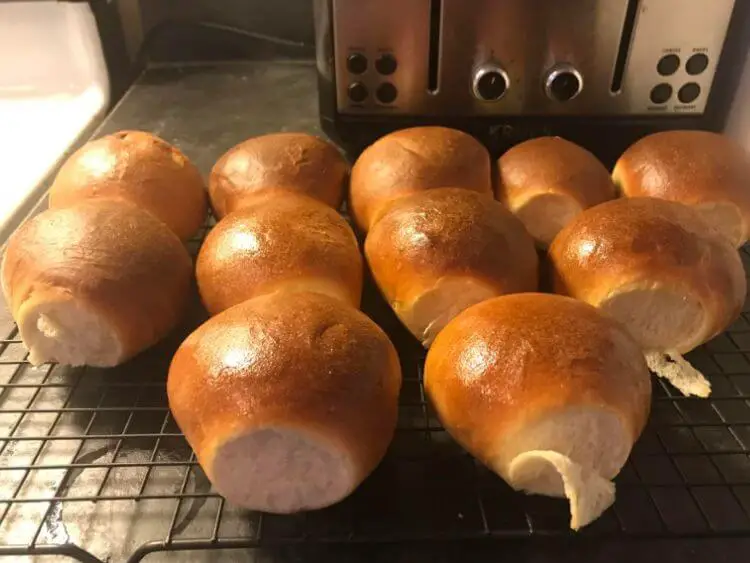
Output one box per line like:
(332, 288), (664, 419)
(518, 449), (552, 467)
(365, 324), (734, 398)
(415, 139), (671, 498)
(314, 0), (750, 163)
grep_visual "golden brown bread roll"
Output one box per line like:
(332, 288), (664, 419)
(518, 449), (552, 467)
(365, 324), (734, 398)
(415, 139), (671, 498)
(1, 200), (192, 366)
(209, 132), (349, 219)
(549, 197), (745, 397)
(350, 126), (493, 232)
(497, 136), (616, 247)
(196, 191), (362, 316)
(613, 130), (750, 247)
(49, 130), (207, 241)
(365, 188), (538, 346)
(167, 291), (401, 513)
(425, 293), (651, 530)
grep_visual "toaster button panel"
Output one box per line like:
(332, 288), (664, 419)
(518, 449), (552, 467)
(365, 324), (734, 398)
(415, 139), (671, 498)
(330, 0), (732, 116)
(331, 0), (431, 114)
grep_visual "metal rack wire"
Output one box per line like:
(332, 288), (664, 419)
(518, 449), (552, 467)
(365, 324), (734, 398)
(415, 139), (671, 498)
(3, 216), (750, 562)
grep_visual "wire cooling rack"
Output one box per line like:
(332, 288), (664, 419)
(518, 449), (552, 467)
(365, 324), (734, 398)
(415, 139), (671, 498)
(3, 215), (750, 562)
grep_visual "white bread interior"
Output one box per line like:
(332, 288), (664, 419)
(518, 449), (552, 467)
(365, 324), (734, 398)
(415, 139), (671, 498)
(694, 201), (747, 249)
(398, 277), (499, 347)
(210, 426), (356, 513)
(513, 192), (583, 248)
(496, 407), (628, 530)
(598, 284), (707, 353)
(17, 296), (121, 367)
(598, 284), (711, 397)
(645, 350), (711, 398)
(509, 451), (615, 531)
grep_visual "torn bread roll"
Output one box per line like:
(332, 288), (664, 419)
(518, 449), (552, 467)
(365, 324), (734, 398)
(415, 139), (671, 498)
(549, 197), (746, 397)
(1, 200), (192, 367)
(613, 130), (750, 247)
(209, 132), (349, 219)
(196, 191), (362, 316)
(49, 130), (207, 241)
(350, 126), (493, 233)
(167, 291), (402, 513)
(424, 293), (651, 530)
(497, 136), (616, 247)
(365, 188), (538, 346)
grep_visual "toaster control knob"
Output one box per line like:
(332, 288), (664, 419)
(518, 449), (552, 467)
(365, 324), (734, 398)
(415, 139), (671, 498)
(545, 65), (583, 102)
(472, 64), (509, 102)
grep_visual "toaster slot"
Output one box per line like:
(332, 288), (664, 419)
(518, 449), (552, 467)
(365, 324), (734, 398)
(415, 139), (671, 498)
(610, 0), (640, 93)
(428, 0), (442, 94)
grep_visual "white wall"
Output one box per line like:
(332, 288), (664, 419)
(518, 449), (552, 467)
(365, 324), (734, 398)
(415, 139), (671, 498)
(0, 2), (109, 242)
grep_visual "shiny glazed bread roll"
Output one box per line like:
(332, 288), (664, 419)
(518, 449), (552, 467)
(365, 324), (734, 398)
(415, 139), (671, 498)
(167, 291), (402, 513)
(497, 136), (616, 247)
(1, 200), (193, 366)
(196, 191), (362, 316)
(49, 130), (208, 241)
(350, 126), (493, 232)
(425, 293), (651, 530)
(549, 197), (746, 397)
(613, 130), (750, 247)
(365, 188), (538, 346)
(209, 132), (349, 219)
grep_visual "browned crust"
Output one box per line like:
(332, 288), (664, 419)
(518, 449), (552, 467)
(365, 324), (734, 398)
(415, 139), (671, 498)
(349, 127), (493, 233)
(364, 188), (538, 307)
(196, 192), (363, 315)
(49, 130), (208, 241)
(1, 200), (193, 361)
(208, 133), (349, 218)
(548, 197), (746, 347)
(424, 293), (652, 467)
(167, 291), (402, 483)
(497, 136), (616, 208)
(613, 130), (750, 231)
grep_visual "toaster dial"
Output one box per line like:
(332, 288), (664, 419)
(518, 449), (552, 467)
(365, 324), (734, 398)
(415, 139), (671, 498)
(544, 64), (583, 102)
(472, 64), (510, 102)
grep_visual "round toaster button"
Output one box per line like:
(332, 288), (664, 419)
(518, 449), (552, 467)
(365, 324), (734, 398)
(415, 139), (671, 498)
(473, 65), (509, 101)
(376, 82), (398, 104)
(678, 82), (701, 104)
(686, 53), (709, 75)
(544, 65), (583, 102)
(348, 82), (368, 103)
(346, 53), (368, 75)
(657, 54), (680, 76)
(375, 53), (398, 75)
(650, 83), (673, 104)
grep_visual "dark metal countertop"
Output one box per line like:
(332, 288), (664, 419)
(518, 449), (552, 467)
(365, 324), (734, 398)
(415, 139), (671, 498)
(3, 61), (750, 562)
